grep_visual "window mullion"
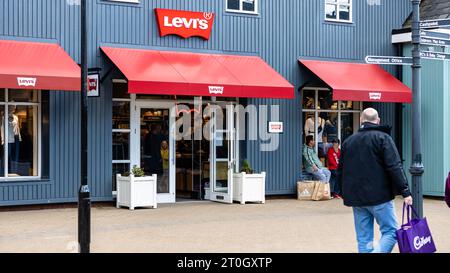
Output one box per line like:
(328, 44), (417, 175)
(3, 89), (7, 179)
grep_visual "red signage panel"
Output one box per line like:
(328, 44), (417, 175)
(155, 8), (215, 40)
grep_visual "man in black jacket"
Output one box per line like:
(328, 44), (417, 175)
(337, 108), (413, 253)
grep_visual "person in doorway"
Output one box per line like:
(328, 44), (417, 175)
(143, 124), (163, 176)
(303, 135), (331, 183)
(327, 139), (342, 199)
(337, 108), (413, 253)
(160, 140), (170, 193)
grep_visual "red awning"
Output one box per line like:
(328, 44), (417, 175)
(101, 47), (294, 99)
(299, 60), (412, 103)
(0, 40), (80, 91)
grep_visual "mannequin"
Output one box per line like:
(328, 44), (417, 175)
(1, 105), (22, 172)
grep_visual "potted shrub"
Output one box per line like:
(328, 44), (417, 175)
(233, 160), (266, 205)
(116, 165), (157, 210)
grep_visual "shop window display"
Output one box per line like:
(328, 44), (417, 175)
(0, 89), (39, 178)
(302, 88), (361, 168)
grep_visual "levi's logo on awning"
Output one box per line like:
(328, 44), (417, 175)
(369, 92), (382, 100)
(17, 77), (37, 87)
(155, 8), (215, 40)
(209, 86), (224, 95)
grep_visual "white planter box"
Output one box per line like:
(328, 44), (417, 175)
(116, 174), (157, 210)
(233, 172), (266, 205)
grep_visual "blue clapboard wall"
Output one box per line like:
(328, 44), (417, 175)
(0, 0), (411, 205)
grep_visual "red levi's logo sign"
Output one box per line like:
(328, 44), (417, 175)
(155, 8), (215, 40)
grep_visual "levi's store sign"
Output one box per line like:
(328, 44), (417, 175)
(155, 8), (215, 40)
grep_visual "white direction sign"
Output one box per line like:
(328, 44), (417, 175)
(420, 19), (450, 29)
(420, 30), (450, 40)
(365, 56), (413, 65)
(420, 37), (450, 47)
(420, 51), (450, 61)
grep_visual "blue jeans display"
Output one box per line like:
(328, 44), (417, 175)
(8, 136), (20, 173)
(309, 168), (331, 183)
(352, 200), (398, 253)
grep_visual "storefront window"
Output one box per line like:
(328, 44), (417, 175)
(302, 88), (361, 167)
(302, 90), (316, 110)
(340, 101), (361, 110)
(112, 81), (131, 191)
(113, 133), (130, 161)
(112, 101), (130, 129)
(318, 90), (337, 110)
(112, 82), (130, 99)
(226, 0), (258, 14)
(9, 89), (38, 102)
(0, 89), (5, 102)
(325, 0), (352, 23)
(0, 89), (40, 179)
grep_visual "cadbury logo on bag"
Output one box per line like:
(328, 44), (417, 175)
(414, 236), (432, 250)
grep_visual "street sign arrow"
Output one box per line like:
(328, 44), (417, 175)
(420, 30), (450, 40)
(420, 37), (450, 47)
(420, 19), (450, 29)
(420, 51), (450, 60)
(365, 56), (413, 65)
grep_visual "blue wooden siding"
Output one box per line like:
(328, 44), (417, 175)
(402, 44), (449, 197)
(0, 0), (411, 205)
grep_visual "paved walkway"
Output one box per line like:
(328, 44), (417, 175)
(0, 198), (448, 253)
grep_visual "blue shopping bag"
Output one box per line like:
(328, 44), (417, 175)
(396, 204), (437, 253)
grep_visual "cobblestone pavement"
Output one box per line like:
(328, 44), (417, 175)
(0, 198), (448, 253)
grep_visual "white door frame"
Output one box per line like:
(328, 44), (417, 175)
(132, 101), (176, 204)
(209, 103), (236, 204)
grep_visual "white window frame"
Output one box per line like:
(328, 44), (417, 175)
(301, 87), (362, 153)
(225, 0), (259, 15)
(112, 80), (132, 175)
(0, 89), (41, 182)
(325, 0), (353, 23)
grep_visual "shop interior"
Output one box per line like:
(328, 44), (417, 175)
(302, 88), (361, 168)
(112, 81), (233, 202)
(139, 106), (215, 201)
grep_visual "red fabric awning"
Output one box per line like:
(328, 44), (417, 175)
(299, 59), (412, 103)
(0, 40), (80, 91)
(101, 47), (294, 99)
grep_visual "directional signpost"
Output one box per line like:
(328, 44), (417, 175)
(364, 14), (450, 220)
(412, 13), (450, 220)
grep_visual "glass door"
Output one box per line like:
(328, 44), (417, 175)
(209, 103), (235, 204)
(133, 101), (176, 203)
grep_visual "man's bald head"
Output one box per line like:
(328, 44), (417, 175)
(360, 108), (380, 125)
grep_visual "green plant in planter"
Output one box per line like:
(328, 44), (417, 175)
(240, 159), (254, 174)
(124, 165), (145, 177)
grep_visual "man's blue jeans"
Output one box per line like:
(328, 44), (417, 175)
(352, 200), (398, 253)
(310, 168), (331, 183)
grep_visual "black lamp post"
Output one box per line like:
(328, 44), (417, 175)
(409, 0), (424, 219)
(78, 0), (91, 253)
